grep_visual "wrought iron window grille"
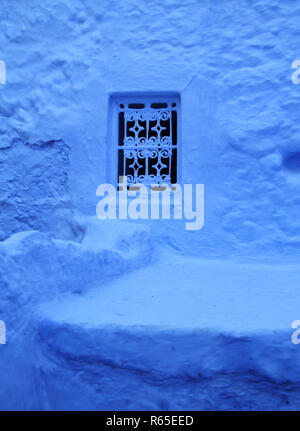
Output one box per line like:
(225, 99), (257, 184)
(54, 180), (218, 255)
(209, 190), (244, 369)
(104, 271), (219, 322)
(115, 97), (179, 190)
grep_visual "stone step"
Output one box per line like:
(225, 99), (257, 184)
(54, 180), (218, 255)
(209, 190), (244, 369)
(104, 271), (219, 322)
(35, 255), (300, 410)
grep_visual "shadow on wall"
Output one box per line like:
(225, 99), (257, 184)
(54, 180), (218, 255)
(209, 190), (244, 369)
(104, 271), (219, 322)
(282, 151), (300, 173)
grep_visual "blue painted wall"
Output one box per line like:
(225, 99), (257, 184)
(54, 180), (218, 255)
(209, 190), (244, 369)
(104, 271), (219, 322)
(0, 0), (299, 260)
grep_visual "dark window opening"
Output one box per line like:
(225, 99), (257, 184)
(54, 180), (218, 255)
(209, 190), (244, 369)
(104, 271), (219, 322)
(128, 103), (145, 109)
(117, 98), (179, 187)
(151, 103), (168, 109)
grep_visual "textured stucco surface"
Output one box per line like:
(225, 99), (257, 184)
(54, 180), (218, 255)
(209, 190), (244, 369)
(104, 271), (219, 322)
(0, 138), (83, 240)
(0, 0), (299, 257)
(0, 0), (300, 412)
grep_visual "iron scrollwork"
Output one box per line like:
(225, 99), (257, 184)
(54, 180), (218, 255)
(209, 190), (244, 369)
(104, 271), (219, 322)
(118, 101), (178, 186)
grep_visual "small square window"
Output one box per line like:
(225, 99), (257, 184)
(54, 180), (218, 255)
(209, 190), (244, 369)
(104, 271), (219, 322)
(114, 96), (179, 188)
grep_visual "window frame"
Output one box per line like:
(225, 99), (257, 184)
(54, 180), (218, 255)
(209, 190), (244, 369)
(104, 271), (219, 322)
(108, 93), (181, 189)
